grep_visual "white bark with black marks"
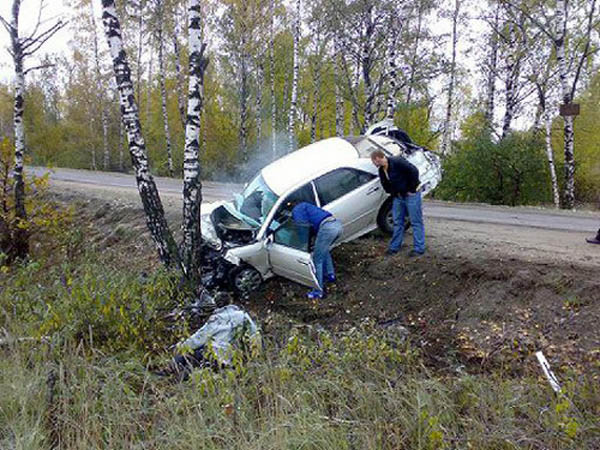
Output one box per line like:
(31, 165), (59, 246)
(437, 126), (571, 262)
(256, 59), (264, 148)
(334, 33), (344, 136)
(484, 2), (500, 128)
(89, 0), (110, 170)
(288, 0), (300, 152)
(500, 21), (518, 140)
(543, 110), (560, 208)
(173, 5), (187, 131)
(155, 0), (174, 177)
(442, 0), (460, 155)
(270, 0), (276, 157)
(101, 0), (179, 267)
(1, 0), (65, 260)
(181, 0), (209, 279)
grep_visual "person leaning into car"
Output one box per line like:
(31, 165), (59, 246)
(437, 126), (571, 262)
(370, 149), (425, 257)
(291, 201), (343, 299)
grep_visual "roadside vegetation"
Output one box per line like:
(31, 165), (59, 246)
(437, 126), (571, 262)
(1, 198), (599, 449)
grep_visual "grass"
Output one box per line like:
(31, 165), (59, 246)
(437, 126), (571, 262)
(0, 214), (599, 449)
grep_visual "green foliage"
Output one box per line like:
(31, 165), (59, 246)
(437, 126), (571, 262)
(437, 113), (551, 206)
(0, 137), (70, 264)
(552, 72), (600, 204)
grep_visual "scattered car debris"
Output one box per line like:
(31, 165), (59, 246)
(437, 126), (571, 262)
(535, 350), (562, 393)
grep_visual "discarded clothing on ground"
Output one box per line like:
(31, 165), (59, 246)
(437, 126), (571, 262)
(174, 305), (261, 369)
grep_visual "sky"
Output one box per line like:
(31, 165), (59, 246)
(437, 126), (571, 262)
(0, 0), (510, 133)
(0, 0), (74, 83)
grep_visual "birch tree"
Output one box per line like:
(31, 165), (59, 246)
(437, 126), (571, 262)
(441, 0), (461, 155)
(504, 0), (598, 208)
(181, 0), (209, 280)
(101, 0), (179, 266)
(153, 0), (175, 177)
(288, 0), (301, 151)
(270, 0), (277, 156)
(87, 0), (110, 170)
(0, 0), (65, 261)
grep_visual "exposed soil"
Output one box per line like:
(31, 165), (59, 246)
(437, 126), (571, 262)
(51, 185), (600, 379)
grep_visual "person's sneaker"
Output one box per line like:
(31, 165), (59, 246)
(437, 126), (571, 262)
(307, 289), (324, 299)
(325, 273), (337, 283)
(408, 250), (425, 257)
(586, 237), (600, 245)
(385, 249), (399, 256)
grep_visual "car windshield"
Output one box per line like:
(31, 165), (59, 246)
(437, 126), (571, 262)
(232, 173), (279, 227)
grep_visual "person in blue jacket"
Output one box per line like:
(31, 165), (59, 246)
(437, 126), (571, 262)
(291, 201), (343, 299)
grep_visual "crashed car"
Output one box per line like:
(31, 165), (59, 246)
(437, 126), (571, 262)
(201, 120), (442, 294)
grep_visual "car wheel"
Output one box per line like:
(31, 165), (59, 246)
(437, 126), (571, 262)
(377, 199), (411, 234)
(231, 266), (263, 296)
(377, 199), (394, 234)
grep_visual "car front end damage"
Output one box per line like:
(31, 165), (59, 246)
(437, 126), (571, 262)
(199, 202), (265, 296)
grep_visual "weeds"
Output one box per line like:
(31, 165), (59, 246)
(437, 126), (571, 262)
(0, 206), (599, 449)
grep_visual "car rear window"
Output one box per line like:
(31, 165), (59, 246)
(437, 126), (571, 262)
(314, 168), (376, 205)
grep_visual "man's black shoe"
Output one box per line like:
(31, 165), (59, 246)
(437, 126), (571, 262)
(586, 237), (600, 245)
(408, 250), (425, 257)
(385, 249), (399, 256)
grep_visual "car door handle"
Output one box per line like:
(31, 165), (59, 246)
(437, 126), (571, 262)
(366, 186), (380, 195)
(296, 259), (309, 265)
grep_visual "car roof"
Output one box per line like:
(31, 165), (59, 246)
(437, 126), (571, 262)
(261, 137), (359, 196)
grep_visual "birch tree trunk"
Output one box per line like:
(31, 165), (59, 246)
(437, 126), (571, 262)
(9, 0), (28, 260)
(334, 33), (344, 136)
(544, 110), (560, 208)
(385, 15), (402, 120)
(555, 0), (574, 208)
(89, 0), (110, 170)
(173, 4), (187, 131)
(118, 117), (124, 171)
(405, 1), (423, 106)
(101, 0), (179, 267)
(239, 50), (250, 163)
(501, 22), (519, 140)
(270, 0), (276, 158)
(256, 59), (264, 148)
(135, 0), (144, 99)
(156, 0), (174, 177)
(288, 0), (300, 152)
(484, 2), (500, 128)
(181, 0), (209, 280)
(145, 48), (153, 130)
(442, 0), (460, 155)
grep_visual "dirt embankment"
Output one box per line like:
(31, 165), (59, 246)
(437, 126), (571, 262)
(55, 188), (600, 378)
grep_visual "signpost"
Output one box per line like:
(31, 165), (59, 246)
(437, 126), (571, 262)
(559, 103), (580, 117)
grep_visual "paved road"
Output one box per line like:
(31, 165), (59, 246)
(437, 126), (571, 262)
(32, 166), (600, 233)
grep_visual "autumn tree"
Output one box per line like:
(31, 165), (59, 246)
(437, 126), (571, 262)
(0, 0), (65, 261)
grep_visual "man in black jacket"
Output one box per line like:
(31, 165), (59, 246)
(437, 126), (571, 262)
(371, 149), (425, 256)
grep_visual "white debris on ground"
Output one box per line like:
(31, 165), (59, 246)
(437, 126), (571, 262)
(177, 305), (261, 365)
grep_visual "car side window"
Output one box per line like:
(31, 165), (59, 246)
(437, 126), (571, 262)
(273, 222), (311, 252)
(270, 182), (317, 227)
(314, 168), (376, 205)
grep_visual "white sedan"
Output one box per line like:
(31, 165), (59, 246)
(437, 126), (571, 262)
(201, 123), (442, 294)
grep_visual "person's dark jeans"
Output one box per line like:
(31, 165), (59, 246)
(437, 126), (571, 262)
(389, 192), (425, 253)
(313, 219), (343, 291)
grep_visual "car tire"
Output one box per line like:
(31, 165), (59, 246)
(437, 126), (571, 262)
(377, 199), (394, 234)
(376, 198), (411, 235)
(230, 265), (263, 296)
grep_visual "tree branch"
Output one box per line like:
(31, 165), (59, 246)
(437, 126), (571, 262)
(22, 20), (66, 58)
(24, 63), (54, 75)
(0, 14), (11, 33)
(570, 0), (597, 100)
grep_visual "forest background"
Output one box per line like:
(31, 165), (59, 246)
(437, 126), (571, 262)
(0, 0), (599, 209)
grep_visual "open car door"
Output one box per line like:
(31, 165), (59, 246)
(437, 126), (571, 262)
(266, 221), (320, 289)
